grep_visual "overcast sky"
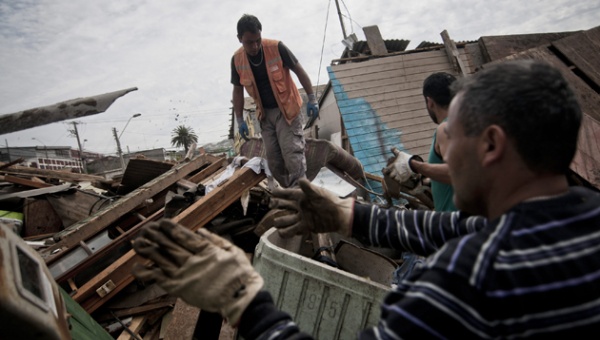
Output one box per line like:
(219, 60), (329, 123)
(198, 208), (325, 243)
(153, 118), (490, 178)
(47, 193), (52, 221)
(1, 0), (598, 156)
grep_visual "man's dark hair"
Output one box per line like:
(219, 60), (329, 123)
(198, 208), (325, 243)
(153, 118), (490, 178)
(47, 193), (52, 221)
(452, 60), (582, 174)
(423, 72), (457, 108)
(237, 14), (262, 38)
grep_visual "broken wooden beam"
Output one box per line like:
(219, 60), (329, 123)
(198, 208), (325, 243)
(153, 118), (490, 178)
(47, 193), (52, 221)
(72, 166), (265, 313)
(0, 183), (72, 201)
(441, 29), (467, 75)
(363, 25), (388, 56)
(41, 154), (221, 265)
(0, 162), (111, 184)
(3, 175), (52, 188)
(51, 156), (226, 287)
(0, 158), (25, 170)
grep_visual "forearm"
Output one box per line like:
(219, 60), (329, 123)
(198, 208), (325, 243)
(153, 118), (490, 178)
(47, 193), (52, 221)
(351, 203), (486, 256)
(239, 291), (313, 340)
(359, 268), (488, 338)
(292, 63), (314, 95)
(233, 86), (245, 122)
(410, 161), (452, 184)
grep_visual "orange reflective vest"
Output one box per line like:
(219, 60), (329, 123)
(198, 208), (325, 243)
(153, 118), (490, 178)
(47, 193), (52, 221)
(233, 39), (302, 124)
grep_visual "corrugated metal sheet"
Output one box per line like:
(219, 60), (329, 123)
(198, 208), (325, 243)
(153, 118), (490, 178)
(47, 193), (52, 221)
(352, 39), (411, 54)
(328, 48), (475, 194)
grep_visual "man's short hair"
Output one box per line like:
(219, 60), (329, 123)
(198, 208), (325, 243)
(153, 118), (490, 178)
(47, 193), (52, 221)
(452, 60), (582, 175)
(423, 72), (457, 108)
(237, 14), (262, 38)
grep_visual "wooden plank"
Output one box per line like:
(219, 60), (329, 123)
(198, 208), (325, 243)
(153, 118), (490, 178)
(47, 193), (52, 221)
(109, 299), (176, 320)
(41, 155), (214, 265)
(0, 158), (25, 170)
(571, 114), (600, 189)
(187, 156), (226, 183)
(46, 190), (106, 228)
(23, 197), (63, 237)
(336, 63), (452, 87)
(3, 175), (52, 188)
(491, 39), (600, 189)
(108, 284), (168, 309)
(441, 29), (467, 75)
(161, 299), (201, 340)
(0, 183), (72, 200)
(479, 31), (579, 63)
(74, 167), (265, 313)
(53, 158), (225, 288)
(176, 167), (266, 230)
(363, 25), (388, 56)
(117, 158), (175, 195)
(0, 162), (111, 184)
(116, 315), (146, 340)
(332, 54), (448, 79)
(53, 208), (163, 285)
(332, 49), (446, 72)
(552, 26), (600, 87)
(339, 76), (424, 93)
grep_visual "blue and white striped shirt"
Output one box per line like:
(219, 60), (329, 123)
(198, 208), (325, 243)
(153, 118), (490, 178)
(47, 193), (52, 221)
(240, 186), (600, 339)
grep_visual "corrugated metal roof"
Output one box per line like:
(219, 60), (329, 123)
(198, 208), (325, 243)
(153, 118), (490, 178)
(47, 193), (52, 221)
(328, 48), (474, 194)
(352, 39), (411, 54)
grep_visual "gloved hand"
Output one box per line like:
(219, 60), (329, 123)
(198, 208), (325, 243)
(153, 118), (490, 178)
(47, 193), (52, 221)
(269, 178), (354, 238)
(132, 219), (263, 325)
(238, 121), (249, 141)
(386, 147), (423, 184)
(306, 93), (319, 119)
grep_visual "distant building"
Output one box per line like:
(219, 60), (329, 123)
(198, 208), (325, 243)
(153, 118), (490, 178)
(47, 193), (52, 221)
(0, 146), (101, 173)
(124, 148), (167, 163)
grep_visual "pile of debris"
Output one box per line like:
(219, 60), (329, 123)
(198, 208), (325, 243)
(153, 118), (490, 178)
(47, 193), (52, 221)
(1, 136), (415, 339)
(1, 152), (274, 339)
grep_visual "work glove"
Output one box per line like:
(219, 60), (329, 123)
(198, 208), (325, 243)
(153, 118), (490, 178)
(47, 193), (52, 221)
(306, 93), (319, 119)
(132, 219), (263, 325)
(386, 147), (423, 184)
(238, 121), (250, 141)
(269, 178), (354, 238)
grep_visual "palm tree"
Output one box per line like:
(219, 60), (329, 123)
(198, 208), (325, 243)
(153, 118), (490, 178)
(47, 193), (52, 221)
(171, 125), (198, 155)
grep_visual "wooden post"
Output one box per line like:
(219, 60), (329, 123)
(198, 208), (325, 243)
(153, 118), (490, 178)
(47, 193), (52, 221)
(363, 25), (388, 56)
(441, 29), (466, 75)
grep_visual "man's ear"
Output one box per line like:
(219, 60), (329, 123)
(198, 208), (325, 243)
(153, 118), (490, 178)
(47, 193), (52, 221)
(480, 125), (506, 167)
(425, 97), (435, 110)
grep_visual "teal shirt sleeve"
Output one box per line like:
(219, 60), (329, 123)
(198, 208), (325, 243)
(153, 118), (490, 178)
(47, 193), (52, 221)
(427, 122), (457, 212)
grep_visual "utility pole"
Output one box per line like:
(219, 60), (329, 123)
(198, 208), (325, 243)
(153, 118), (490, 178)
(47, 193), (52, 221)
(112, 127), (125, 171)
(334, 0), (348, 40)
(4, 139), (11, 162)
(71, 121), (87, 173)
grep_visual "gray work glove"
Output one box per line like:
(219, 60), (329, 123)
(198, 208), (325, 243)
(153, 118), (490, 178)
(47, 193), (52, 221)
(132, 219), (263, 325)
(386, 147), (423, 184)
(269, 178), (354, 238)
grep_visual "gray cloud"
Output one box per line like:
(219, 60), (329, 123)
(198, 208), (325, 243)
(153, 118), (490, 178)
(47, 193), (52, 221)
(1, 0), (598, 155)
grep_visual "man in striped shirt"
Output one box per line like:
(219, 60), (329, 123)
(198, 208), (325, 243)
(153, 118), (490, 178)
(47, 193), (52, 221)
(133, 60), (600, 338)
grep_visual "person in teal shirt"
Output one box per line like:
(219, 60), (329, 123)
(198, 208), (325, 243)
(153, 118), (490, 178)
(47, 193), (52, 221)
(409, 72), (458, 211)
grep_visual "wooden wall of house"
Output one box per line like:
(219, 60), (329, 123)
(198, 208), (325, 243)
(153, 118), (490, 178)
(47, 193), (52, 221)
(328, 48), (475, 193)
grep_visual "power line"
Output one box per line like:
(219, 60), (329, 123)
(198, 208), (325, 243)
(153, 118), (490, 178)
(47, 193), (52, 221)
(316, 0), (332, 97)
